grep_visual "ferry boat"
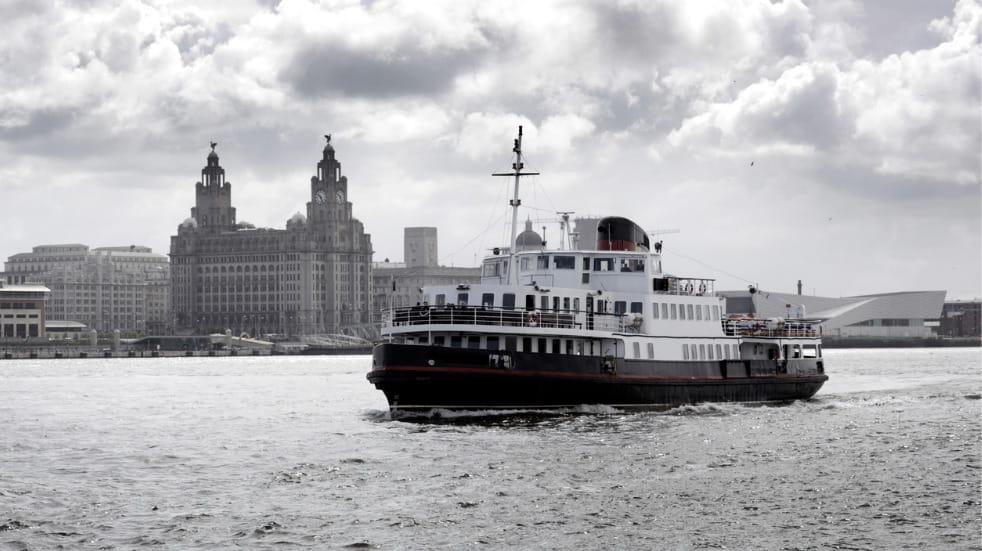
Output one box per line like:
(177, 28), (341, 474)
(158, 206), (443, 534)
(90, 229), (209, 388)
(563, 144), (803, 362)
(367, 127), (828, 412)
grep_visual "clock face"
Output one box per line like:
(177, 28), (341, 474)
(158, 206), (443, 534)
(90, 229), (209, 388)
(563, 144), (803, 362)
(336, 189), (345, 204)
(314, 190), (327, 204)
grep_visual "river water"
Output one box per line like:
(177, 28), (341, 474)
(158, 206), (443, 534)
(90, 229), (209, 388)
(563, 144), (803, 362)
(0, 348), (979, 550)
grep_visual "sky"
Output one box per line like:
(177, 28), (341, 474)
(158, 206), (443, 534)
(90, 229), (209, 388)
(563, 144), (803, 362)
(1, 0), (979, 300)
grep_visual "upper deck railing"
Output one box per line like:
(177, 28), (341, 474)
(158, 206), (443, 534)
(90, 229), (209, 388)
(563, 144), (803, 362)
(384, 305), (634, 333)
(722, 318), (819, 338)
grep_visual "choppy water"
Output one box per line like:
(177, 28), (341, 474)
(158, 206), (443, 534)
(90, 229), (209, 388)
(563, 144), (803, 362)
(0, 348), (979, 550)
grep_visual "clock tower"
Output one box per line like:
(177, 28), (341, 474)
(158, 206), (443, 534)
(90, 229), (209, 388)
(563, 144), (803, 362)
(308, 134), (348, 225)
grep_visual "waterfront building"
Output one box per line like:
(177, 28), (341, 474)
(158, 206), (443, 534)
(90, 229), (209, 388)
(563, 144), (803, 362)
(719, 288), (946, 339)
(940, 299), (981, 338)
(2, 244), (169, 333)
(0, 279), (50, 340)
(372, 227), (480, 330)
(169, 138), (373, 337)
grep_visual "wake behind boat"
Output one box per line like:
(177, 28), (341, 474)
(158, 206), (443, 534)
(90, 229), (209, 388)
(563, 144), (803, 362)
(367, 127), (828, 412)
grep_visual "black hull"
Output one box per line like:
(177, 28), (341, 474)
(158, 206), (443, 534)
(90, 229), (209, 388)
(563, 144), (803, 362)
(368, 343), (828, 411)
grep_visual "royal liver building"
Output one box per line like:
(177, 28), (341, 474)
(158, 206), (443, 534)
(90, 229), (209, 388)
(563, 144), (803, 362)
(170, 137), (373, 337)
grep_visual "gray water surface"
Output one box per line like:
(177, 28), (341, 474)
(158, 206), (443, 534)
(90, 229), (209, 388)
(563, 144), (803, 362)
(1, 348), (979, 550)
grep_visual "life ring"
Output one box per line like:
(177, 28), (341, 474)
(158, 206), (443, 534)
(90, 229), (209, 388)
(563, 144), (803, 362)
(525, 312), (539, 326)
(685, 283), (693, 295)
(698, 283), (706, 295)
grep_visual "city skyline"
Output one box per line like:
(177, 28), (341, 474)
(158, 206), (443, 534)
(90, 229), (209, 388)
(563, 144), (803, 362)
(0, 0), (979, 300)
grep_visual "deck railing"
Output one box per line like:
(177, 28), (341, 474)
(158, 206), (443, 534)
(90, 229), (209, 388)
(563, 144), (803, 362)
(722, 319), (819, 338)
(385, 305), (632, 332)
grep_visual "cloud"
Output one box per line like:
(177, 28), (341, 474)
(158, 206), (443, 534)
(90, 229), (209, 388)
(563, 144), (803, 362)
(667, 1), (980, 189)
(274, 0), (491, 99)
(0, 0), (978, 299)
(667, 62), (851, 155)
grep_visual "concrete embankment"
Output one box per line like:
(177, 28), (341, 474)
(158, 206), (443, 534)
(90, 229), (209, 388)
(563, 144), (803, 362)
(0, 346), (370, 360)
(821, 336), (981, 348)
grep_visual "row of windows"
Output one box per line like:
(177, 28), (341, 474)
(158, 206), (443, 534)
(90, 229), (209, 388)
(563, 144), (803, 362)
(627, 341), (739, 360)
(652, 302), (720, 322)
(0, 302), (39, 310)
(404, 334), (597, 355)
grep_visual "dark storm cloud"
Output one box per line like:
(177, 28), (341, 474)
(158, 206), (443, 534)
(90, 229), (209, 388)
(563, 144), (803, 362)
(281, 40), (487, 99)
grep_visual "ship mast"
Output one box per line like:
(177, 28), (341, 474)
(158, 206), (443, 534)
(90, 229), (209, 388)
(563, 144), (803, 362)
(493, 125), (539, 285)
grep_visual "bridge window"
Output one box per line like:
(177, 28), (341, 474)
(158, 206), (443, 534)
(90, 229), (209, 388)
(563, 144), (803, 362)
(630, 302), (643, 314)
(457, 293), (468, 306)
(614, 301), (626, 315)
(553, 255), (575, 269)
(537, 255), (549, 269)
(435, 294), (446, 306)
(502, 293), (515, 309)
(652, 302), (659, 319)
(482, 293), (494, 307)
(593, 258), (613, 271)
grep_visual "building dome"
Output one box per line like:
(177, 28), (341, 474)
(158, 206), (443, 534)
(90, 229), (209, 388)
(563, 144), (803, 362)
(286, 212), (307, 230)
(515, 219), (543, 251)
